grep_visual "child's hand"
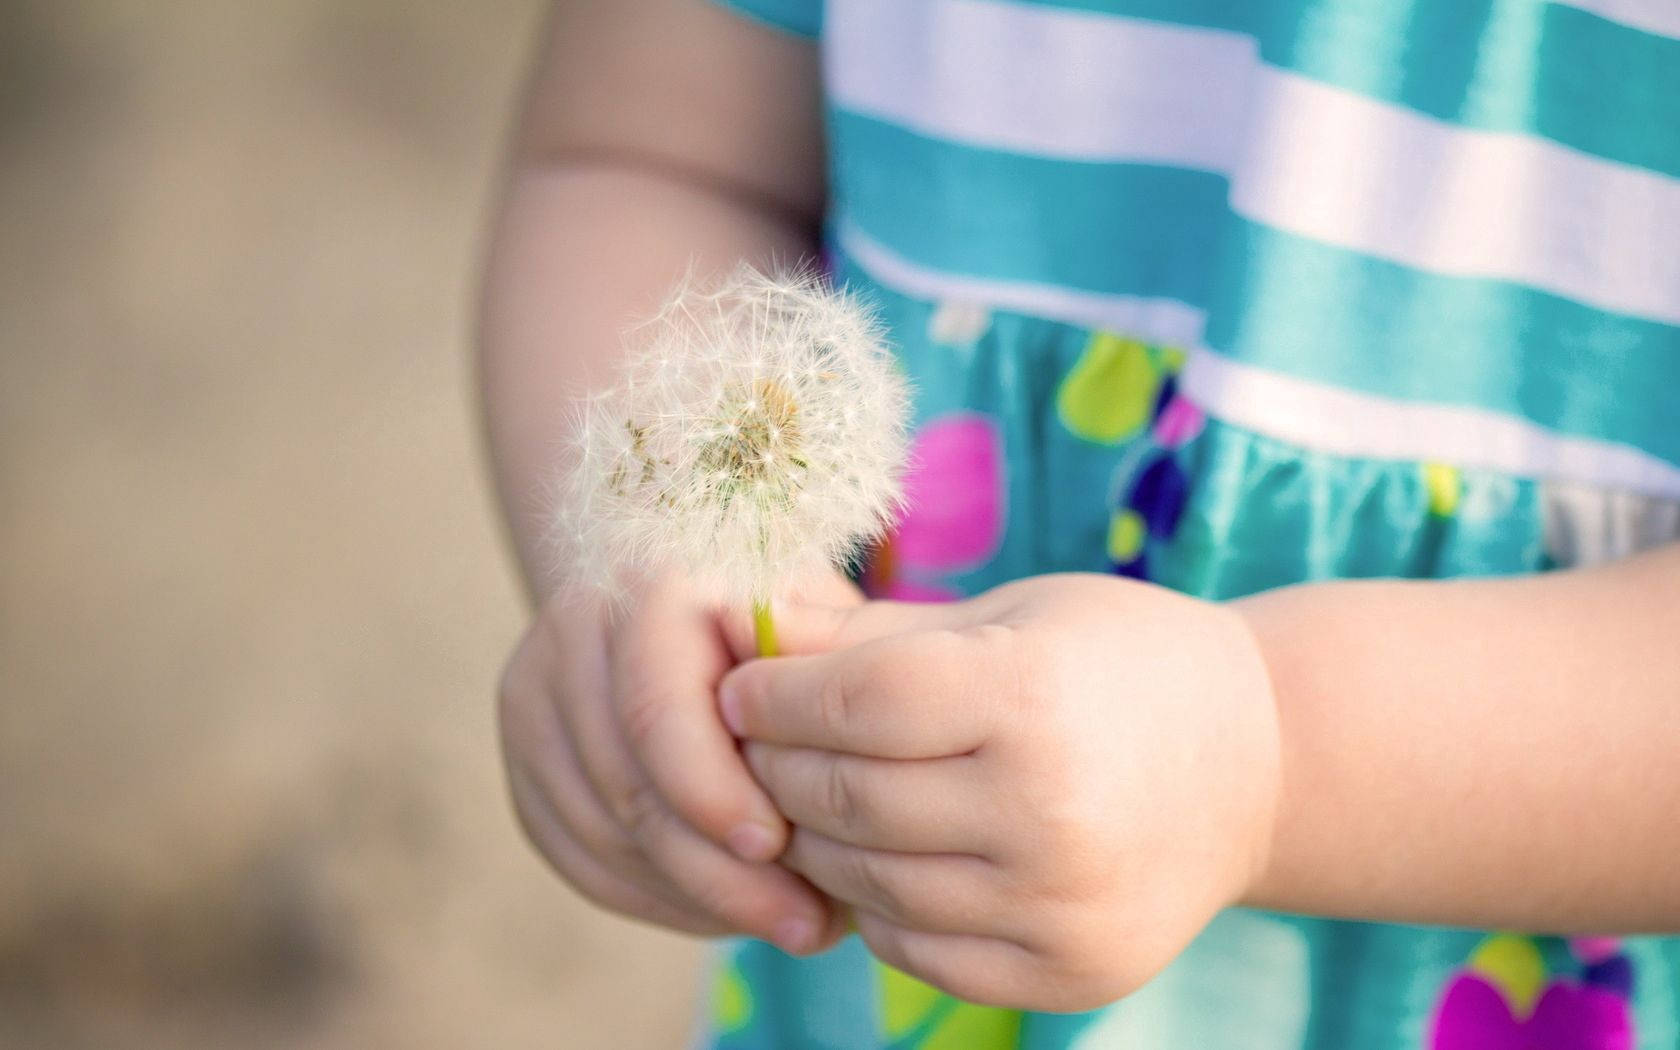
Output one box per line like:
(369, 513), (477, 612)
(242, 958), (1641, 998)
(497, 571), (852, 954)
(718, 574), (1281, 1010)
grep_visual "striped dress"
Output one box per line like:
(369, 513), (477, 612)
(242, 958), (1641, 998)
(703, 1), (1680, 1047)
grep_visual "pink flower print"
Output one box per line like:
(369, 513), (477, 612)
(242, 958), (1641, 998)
(1151, 394), (1205, 449)
(1432, 976), (1633, 1050)
(865, 412), (1005, 602)
(1430, 935), (1635, 1050)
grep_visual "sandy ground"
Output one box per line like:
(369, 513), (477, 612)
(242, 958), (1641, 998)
(0, 3), (705, 1046)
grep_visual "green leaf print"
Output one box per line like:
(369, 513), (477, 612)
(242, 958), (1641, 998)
(1055, 332), (1159, 445)
(877, 961), (1020, 1050)
(710, 957), (753, 1035)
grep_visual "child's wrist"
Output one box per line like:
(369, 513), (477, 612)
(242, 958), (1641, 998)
(1223, 592), (1294, 912)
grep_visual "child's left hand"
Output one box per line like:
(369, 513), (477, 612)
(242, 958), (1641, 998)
(718, 573), (1281, 1011)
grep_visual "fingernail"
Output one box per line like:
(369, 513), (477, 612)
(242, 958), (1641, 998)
(773, 917), (816, 956)
(726, 822), (777, 863)
(719, 681), (744, 736)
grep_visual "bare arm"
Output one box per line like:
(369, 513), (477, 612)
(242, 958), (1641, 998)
(1240, 540), (1680, 932)
(478, 0), (825, 593)
(481, 1), (844, 956)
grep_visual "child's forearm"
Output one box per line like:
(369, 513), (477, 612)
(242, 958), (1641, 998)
(480, 168), (816, 590)
(477, 0), (823, 593)
(1235, 541), (1680, 932)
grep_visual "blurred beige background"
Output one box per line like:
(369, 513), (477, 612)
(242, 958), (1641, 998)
(0, 2), (705, 1047)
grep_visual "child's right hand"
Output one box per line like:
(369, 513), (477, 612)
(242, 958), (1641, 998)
(497, 571), (843, 955)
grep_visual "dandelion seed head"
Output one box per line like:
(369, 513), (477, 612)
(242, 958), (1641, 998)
(550, 265), (910, 606)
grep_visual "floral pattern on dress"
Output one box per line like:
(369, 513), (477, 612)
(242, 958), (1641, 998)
(865, 411), (1006, 601)
(1053, 332), (1205, 580)
(1429, 934), (1635, 1050)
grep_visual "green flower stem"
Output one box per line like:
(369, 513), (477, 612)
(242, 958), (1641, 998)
(752, 599), (778, 659)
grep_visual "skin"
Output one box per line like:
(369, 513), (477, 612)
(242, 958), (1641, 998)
(483, 0), (1680, 1012)
(719, 553), (1680, 1010)
(481, 0), (840, 955)
(716, 576), (1281, 1011)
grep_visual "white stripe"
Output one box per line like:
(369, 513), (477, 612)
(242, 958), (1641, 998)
(840, 223), (1680, 499)
(837, 221), (1208, 348)
(1550, 0), (1680, 39)
(1229, 71), (1680, 327)
(1178, 349), (1680, 499)
(827, 0), (1255, 171)
(827, 0), (1680, 327)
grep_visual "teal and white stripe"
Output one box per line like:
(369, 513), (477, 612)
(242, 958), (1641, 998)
(838, 218), (1208, 347)
(839, 224), (1680, 499)
(827, 0), (1680, 324)
(718, 0), (1680, 489)
(1551, 0), (1680, 38)
(832, 0), (1680, 176)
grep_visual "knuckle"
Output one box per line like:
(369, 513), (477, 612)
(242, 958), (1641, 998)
(848, 852), (907, 920)
(617, 689), (672, 751)
(989, 629), (1045, 717)
(613, 778), (667, 843)
(916, 625), (1018, 722)
(823, 760), (862, 829)
(857, 918), (911, 974)
(681, 872), (774, 930)
(893, 629), (960, 690)
(818, 667), (855, 739)
(567, 803), (643, 868)
(876, 631), (930, 674)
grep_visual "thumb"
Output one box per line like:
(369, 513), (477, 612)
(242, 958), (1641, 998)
(718, 575), (960, 662)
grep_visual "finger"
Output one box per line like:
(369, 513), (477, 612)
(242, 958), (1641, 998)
(630, 784), (838, 955)
(493, 631), (719, 913)
(719, 628), (1003, 757)
(853, 911), (1045, 1010)
(560, 626), (835, 952)
(611, 575), (788, 861)
(744, 744), (993, 855)
(782, 829), (1004, 938)
(501, 681), (704, 918)
(506, 761), (727, 936)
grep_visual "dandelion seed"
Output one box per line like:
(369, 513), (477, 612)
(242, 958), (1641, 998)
(550, 265), (910, 653)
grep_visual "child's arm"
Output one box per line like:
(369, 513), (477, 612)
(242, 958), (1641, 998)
(1239, 538), (1680, 932)
(481, 0), (844, 954)
(481, 0), (824, 586)
(716, 545), (1680, 1009)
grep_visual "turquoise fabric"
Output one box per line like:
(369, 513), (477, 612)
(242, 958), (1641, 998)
(715, 0), (821, 36)
(832, 110), (1680, 466)
(992, 0), (1680, 177)
(696, 0), (1680, 1046)
(718, 0), (1680, 177)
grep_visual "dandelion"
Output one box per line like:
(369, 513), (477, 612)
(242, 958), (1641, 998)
(551, 265), (910, 655)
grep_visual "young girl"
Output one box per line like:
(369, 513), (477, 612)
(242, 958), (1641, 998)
(479, 0), (1680, 1046)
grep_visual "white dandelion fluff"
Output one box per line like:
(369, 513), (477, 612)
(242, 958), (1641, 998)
(551, 265), (910, 637)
